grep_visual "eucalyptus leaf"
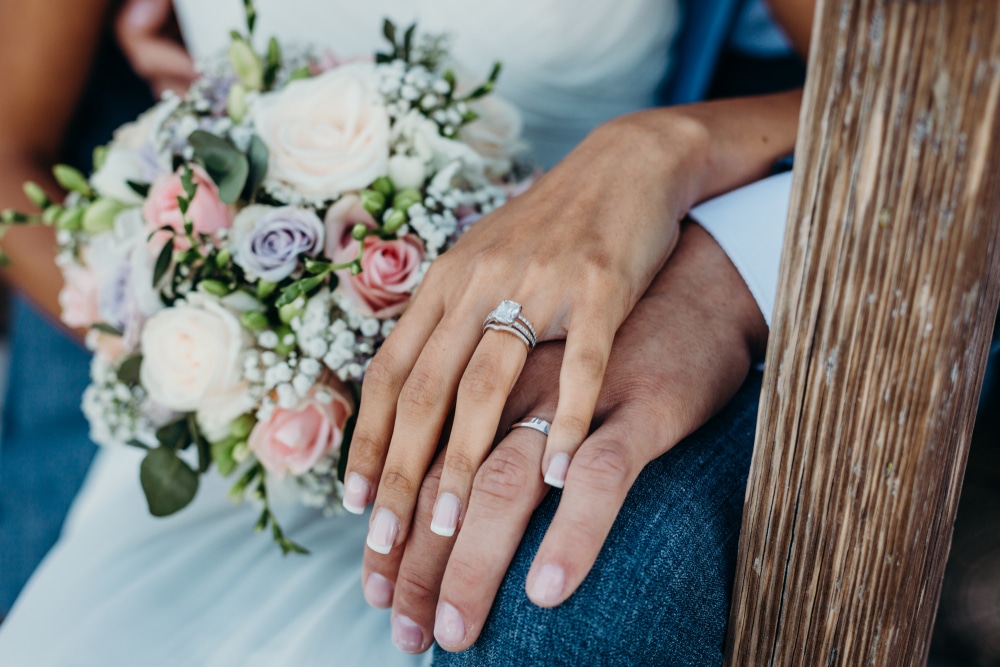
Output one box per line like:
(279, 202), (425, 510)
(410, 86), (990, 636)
(117, 354), (143, 385)
(188, 414), (211, 474)
(242, 135), (269, 201)
(140, 447), (199, 517)
(91, 322), (123, 336)
(188, 131), (249, 204)
(127, 180), (150, 197)
(152, 240), (173, 287)
(156, 418), (191, 450)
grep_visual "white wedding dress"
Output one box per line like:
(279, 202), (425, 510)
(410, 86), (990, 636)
(0, 2), (701, 666)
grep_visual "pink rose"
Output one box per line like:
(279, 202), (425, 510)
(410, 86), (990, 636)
(334, 235), (425, 319)
(59, 265), (101, 329)
(323, 194), (378, 259)
(249, 383), (354, 478)
(143, 165), (232, 250)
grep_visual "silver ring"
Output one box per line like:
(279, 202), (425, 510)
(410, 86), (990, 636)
(510, 417), (551, 435)
(483, 299), (537, 348)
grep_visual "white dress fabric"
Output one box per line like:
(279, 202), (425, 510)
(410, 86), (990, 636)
(0, 2), (700, 666)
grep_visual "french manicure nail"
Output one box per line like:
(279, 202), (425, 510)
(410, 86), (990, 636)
(342, 473), (371, 514)
(363, 572), (394, 608)
(528, 563), (565, 605)
(429, 492), (461, 537)
(392, 614), (424, 653)
(434, 602), (466, 647)
(543, 453), (571, 488)
(366, 508), (399, 554)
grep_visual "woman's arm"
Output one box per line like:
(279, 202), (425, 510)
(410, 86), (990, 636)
(0, 0), (113, 329)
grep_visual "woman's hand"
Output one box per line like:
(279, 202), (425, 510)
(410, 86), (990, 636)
(358, 223), (768, 652)
(345, 112), (717, 563)
(115, 0), (196, 98)
(346, 92), (801, 568)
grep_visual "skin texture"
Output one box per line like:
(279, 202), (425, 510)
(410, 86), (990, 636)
(0, 0), (112, 333)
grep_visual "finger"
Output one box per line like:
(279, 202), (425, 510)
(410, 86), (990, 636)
(342, 301), (442, 514)
(364, 308), (484, 556)
(386, 455), (453, 653)
(434, 424), (550, 652)
(540, 317), (615, 488)
(429, 330), (528, 537)
(117, 0), (173, 33)
(525, 410), (649, 608)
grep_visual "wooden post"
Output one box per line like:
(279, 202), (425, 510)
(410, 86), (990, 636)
(725, 1), (1000, 665)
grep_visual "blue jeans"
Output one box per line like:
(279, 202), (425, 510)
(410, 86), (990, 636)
(433, 371), (762, 667)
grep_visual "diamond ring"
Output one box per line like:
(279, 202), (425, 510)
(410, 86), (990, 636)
(483, 299), (537, 349)
(509, 417), (551, 436)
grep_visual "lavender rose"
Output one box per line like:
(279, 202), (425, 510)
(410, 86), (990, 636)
(233, 205), (325, 282)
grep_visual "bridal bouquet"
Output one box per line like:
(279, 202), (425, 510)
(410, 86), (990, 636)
(2, 9), (529, 552)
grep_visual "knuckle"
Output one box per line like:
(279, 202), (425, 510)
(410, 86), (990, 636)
(572, 444), (633, 491)
(380, 467), (418, 496)
(459, 355), (503, 404)
(346, 432), (386, 468)
(473, 447), (534, 505)
(573, 346), (609, 384)
(445, 449), (479, 480)
(398, 369), (443, 416)
(363, 353), (403, 397)
(394, 569), (440, 608)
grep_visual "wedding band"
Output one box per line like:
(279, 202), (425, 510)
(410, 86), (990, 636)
(510, 417), (551, 436)
(483, 299), (538, 349)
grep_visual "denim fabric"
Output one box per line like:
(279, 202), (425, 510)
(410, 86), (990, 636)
(433, 372), (762, 667)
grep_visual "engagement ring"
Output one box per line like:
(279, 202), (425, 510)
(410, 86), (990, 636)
(483, 299), (538, 349)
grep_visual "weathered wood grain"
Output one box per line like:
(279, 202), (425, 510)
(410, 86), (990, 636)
(725, 1), (1000, 664)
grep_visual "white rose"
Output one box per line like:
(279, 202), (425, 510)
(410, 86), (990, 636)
(387, 155), (427, 189)
(252, 63), (390, 199)
(140, 293), (249, 414)
(91, 108), (170, 204)
(459, 94), (527, 178)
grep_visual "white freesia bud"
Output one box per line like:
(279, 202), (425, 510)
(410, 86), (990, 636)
(387, 155), (427, 189)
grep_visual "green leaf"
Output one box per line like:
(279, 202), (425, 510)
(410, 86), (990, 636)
(383, 19), (397, 49)
(156, 418), (191, 450)
(52, 164), (93, 197)
(127, 180), (150, 197)
(402, 24), (416, 62)
(303, 257), (333, 274)
(180, 165), (197, 200)
(275, 274), (326, 308)
(242, 135), (269, 202)
(242, 0), (257, 35)
(288, 65), (312, 81)
(188, 414), (212, 473)
(140, 447), (199, 517)
(117, 354), (143, 385)
(188, 131), (249, 204)
(264, 37), (281, 88)
(152, 240), (173, 287)
(91, 322), (123, 336)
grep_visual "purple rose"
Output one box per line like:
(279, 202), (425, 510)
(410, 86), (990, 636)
(233, 206), (325, 282)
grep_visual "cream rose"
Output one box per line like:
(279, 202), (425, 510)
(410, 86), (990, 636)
(252, 63), (390, 199)
(249, 382), (354, 478)
(139, 293), (249, 414)
(91, 108), (170, 204)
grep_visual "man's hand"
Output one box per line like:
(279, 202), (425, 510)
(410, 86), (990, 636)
(359, 223), (768, 652)
(115, 0), (196, 98)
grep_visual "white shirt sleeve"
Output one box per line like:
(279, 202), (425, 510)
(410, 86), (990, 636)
(687, 170), (793, 328)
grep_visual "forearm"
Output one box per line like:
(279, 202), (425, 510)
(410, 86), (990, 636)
(607, 89), (802, 222)
(0, 156), (71, 331)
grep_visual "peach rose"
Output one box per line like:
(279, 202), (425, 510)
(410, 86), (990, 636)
(143, 165), (232, 250)
(332, 230), (425, 319)
(139, 293), (247, 413)
(59, 264), (101, 329)
(249, 383), (354, 478)
(252, 63), (390, 200)
(322, 194), (377, 259)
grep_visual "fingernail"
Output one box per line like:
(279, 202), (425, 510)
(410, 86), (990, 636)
(363, 572), (394, 609)
(434, 601), (466, 647)
(429, 492), (461, 537)
(392, 614), (424, 653)
(126, 0), (158, 28)
(366, 508), (399, 555)
(543, 453), (571, 488)
(528, 563), (565, 606)
(342, 473), (372, 514)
